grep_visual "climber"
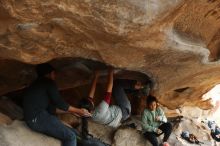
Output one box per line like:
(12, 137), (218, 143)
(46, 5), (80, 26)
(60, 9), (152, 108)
(83, 68), (151, 128)
(22, 63), (91, 146)
(141, 95), (172, 146)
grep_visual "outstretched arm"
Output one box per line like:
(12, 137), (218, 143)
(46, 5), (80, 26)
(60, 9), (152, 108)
(89, 71), (99, 99)
(68, 106), (91, 117)
(104, 68), (114, 104)
(106, 68), (114, 93)
(51, 106), (91, 117)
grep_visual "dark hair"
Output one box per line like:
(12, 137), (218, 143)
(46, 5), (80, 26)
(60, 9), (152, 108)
(79, 98), (94, 112)
(138, 84), (150, 97)
(36, 63), (55, 77)
(146, 95), (157, 106)
(137, 79), (154, 97)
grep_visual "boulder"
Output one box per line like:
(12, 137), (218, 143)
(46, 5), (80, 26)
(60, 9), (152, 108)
(0, 120), (60, 146)
(0, 112), (12, 125)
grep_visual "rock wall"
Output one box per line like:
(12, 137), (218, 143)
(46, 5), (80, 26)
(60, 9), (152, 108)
(0, 121), (60, 146)
(0, 100), (219, 146)
(0, 113), (12, 125)
(1, 0), (220, 115)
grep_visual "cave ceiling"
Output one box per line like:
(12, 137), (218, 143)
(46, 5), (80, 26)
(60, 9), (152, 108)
(1, 0), (220, 109)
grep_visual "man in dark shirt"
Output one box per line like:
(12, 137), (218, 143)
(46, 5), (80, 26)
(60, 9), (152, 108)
(23, 63), (91, 146)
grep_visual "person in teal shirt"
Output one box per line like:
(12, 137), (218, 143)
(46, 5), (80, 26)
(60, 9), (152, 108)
(142, 95), (172, 146)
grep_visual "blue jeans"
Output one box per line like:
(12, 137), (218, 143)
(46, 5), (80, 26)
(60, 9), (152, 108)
(112, 79), (136, 121)
(26, 111), (77, 146)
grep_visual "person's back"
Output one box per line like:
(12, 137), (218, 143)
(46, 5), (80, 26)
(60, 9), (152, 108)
(92, 101), (122, 127)
(23, 77), (57, 121)
(23, 63), (91, 146)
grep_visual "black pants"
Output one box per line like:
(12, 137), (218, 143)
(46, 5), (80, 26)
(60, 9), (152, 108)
(144, 122), (172, 146)
(211, 132), (220, 142)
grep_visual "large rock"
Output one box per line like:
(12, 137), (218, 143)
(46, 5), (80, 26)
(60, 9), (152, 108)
(0, 120), (60, 146)
(1, 0), (220, 110)
(0, 112), (12, 125)
(0, 98), (23, 120)
(0, 115), (220, 146)
(88, 120), (115, 145)
(57, 113), (115, 145)
(111, 117), (220, 146)
(112, 128), (150, 146)
(172, 117), (220, 146)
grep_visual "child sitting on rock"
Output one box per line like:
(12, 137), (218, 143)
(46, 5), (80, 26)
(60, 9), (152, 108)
(141, 95), (172, 146)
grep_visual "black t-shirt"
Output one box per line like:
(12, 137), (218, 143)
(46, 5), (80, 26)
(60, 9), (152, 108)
(23, 77), (69, 121)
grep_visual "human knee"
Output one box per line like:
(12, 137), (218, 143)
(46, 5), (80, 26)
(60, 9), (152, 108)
(161, 122), (172, 134)
(65, 131), (76, 141)
(166, 122), (172, 130)
(150, 139), (158, 146)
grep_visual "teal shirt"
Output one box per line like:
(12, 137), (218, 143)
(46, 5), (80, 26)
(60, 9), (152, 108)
(141, 107), (167, 133)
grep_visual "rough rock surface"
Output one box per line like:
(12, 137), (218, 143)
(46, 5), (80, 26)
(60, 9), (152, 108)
(0, 113), (12, 125)
(112, 117), (220, 146)
(1, 1), (220, 145)
(0, 113), (220, 146)
(0, 120), (60, 146)
(1, 0), (220, 110)
(112, 128), (150, 146)
(87, 120), (115, 145)
(0, 98), (23, 120)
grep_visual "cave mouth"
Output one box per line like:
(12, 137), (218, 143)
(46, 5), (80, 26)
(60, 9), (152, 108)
(3, 57), (153, 116)
(202, 84), (220, 125)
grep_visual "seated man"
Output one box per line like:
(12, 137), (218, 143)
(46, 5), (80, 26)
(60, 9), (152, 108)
(23, 63), (91, 146)
(142, 95), (172, 146)
(87, 68), (150, 128)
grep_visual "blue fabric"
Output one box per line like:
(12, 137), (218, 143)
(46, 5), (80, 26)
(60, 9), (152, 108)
(181, 131), (190, 139)
(216, 127), (220, 135)
(112, 79), (136, 121)
(26, 111), (76, 146)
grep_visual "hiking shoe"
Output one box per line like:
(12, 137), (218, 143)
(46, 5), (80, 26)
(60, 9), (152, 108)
(162, 142), (170, 146)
